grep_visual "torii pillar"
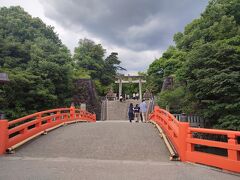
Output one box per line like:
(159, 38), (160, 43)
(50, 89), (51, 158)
(139, 79), (142, 100)
(118, 78), (122, 99)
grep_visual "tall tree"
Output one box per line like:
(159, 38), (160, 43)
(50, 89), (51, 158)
(0, 6), (73, 119)
(73, 39), (125, 95)
(147, 0), (240, 130)
(102, 52), (125, 85)
(178, 0), (240, 130)
(73, 38), (105, 80)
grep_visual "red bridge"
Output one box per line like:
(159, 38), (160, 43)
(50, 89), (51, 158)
(0, 106), (96, 154)
(0, 102), (239, 179)
(149, 106), (240, 173)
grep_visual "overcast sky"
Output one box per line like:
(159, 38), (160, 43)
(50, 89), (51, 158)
(0, 0), (209, 74)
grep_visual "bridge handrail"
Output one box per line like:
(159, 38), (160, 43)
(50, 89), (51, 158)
(149, 106), (182, 154)
(189, 127), (240, 136)
(149, 106), (240, 173)
(0, 106), (96, 155)
(8, 108), (70, 126)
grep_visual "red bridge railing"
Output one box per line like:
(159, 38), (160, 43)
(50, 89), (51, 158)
(149, 106), (240, 173)
(0, 106), (96, 155)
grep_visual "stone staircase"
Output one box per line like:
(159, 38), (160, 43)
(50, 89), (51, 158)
(106, 100), (140, 120)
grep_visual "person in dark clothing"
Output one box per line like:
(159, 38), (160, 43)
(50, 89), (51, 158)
(133, 104), (140, 122)
(128, 103), (134, 123)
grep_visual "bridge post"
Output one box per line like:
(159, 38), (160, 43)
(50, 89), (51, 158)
(227, 133), (238, 160)
(0, 120), (8, 155)
(36, 114), (41, 128)
(178, 122), (189, 161)
(70, 105), (75, 121)
(56, 111), (61, 121)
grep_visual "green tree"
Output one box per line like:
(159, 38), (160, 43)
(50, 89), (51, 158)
(147, 58), (164, 94)
(73, 39), (125, 95)
(73, 38), (105, 80)
(179, 0), (240, 130)
(147, 46), (186, 94)
(0, 6), (73, 119)
(148, 0), (240, 130)
(147, 0), (240, 130)
(102, 52), (125, 85)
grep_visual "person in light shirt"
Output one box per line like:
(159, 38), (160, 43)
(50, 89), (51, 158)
(139, 99), (147, 122)
(132, 93), (136, 100)
(119, 95), (123, 102)
(136, 93), (139, 100)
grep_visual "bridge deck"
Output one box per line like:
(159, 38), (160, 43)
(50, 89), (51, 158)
(8, 121), (169, 161)
(0, 122), (239, 180)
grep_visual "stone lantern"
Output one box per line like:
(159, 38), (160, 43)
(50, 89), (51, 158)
(0, 73), (9, 83)
(0, 73), (9, 120)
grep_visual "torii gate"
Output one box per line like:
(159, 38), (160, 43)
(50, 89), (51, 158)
(115, 75), (146, 100)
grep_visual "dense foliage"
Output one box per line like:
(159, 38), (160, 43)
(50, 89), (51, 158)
(73, 38), (124, 95)
(147, 0), (240, 130)
(0, 6), (73, 119)
(0, 6), (123, 119)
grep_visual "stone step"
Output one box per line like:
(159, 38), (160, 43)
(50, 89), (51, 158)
(106, 100), (141, 121)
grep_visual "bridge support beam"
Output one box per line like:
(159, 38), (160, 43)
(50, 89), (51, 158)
(0, 120), (8, 155)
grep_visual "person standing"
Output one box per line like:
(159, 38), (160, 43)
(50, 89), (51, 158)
(133, 104), (140, 122)
(128, 103), (134, 123)
(139, 99), (147, 122)
(136, 93), (139, 100)
(133, 93), (136, 100)
(119, 95), (123, 102)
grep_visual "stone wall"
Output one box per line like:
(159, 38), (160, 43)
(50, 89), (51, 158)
(73, 79), (101, 120)
(161, 76), (173, 92)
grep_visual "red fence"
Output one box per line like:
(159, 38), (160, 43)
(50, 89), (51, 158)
(149, 106), (240, 173)
(0, 106), (96, 155)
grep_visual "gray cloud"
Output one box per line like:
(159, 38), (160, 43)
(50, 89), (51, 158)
(40, 0), (208, 51)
